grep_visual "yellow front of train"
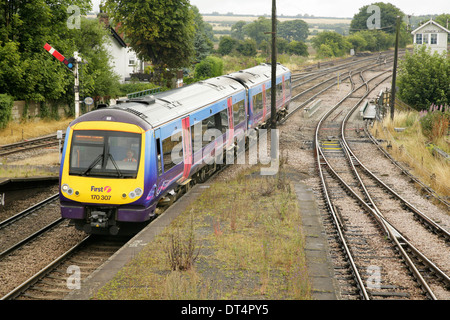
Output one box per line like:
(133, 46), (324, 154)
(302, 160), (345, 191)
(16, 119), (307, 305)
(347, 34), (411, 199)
(59, 114), (154, 235)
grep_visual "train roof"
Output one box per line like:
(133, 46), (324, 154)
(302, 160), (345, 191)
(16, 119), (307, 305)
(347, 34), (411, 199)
(226, 63), (290, 87)
(72, 64), (291, 131)
(113, 75), (245, 128)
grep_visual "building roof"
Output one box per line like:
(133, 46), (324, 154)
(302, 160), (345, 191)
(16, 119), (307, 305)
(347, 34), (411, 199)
(411, 19), (450, 35)
(109, 26), (127, 48)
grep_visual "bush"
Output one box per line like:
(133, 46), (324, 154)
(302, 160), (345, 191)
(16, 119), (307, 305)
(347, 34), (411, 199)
(398, 46), (450, 110)
(419, 105), (449, 141)
(194, 56), (224, 80)
(0, 94), (13, 129)
(287, 41), (309, 56)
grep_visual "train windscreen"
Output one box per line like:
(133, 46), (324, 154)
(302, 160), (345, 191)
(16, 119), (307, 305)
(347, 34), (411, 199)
(69, 130), (141, 178)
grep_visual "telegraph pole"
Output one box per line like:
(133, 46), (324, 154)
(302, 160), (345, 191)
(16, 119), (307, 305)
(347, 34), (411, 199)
(390, 16), (401, 121)
(270, 0), (277, 129)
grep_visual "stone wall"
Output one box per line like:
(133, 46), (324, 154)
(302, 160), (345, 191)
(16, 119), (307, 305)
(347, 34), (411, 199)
(11, 101), (67, 121)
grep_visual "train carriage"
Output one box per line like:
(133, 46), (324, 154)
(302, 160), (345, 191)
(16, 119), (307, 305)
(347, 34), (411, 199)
(59, 64), (291, 235)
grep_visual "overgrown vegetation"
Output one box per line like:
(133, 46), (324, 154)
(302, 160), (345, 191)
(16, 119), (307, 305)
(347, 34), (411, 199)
(371, 109), (449, 198)
(94, 165), (311, 300)
(0, 94), (13, 129)
(398, 46), (450, 110)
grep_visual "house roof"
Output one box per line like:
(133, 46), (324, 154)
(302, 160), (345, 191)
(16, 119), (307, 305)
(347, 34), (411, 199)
(109, 26), (127, 48)
(411, 19), (450, 35)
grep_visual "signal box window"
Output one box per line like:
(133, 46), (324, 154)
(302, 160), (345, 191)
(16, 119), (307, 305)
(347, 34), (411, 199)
(430, 34), (437, 45)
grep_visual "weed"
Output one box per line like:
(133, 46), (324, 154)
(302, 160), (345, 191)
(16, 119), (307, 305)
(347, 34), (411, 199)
(166, 213), (201, 271)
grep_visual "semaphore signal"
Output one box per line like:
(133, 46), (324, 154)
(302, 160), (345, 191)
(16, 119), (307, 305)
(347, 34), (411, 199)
(44, 43), (75, 71)
(43, 43), (81, 118)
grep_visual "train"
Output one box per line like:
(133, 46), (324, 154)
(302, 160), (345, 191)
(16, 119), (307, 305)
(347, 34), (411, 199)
(59, 63), (292, 235)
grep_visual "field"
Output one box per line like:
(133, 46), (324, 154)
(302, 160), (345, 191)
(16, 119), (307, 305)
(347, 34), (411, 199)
(202, 14), (351, 24)
(203, 14), (351, 40)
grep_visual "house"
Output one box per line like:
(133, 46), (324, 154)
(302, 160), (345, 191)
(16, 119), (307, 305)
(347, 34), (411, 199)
(105, 26), (145, 83)
(98, 13), (145, 83)
(411, 19), (449, 54)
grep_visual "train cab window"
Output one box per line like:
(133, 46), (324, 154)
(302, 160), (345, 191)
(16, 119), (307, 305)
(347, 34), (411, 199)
(69, 130), (141, 178)
(233, 100), (245, 127)
(162, 131), (183, 172)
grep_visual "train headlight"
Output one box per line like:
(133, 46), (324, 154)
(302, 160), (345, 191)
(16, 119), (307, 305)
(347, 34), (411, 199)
(129, 188), (143, 199)
(62, 184), (74, 196)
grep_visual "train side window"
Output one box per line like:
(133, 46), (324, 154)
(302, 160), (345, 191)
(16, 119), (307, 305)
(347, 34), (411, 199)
(233, 100), (245, 127)
(215, 109), (228, 134)
(252, 92), (263, 114)
(202, 115), (216, 147)
(191, 122), (203, 152)
(156, 138), (162, 175)
(285, 78), (290, 92)
(265, 87), (271, 110)
(276, 83), (283, 100)
(162, 131), (182, 172)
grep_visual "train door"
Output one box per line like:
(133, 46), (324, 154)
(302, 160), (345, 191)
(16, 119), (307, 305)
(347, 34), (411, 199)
(180, 116), (192, 183)
(226, 97), (234, 147)
(154, 128), (164, 197)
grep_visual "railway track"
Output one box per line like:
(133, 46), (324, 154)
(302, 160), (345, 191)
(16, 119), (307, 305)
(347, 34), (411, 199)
(0, 133), (64, 157)
(1, 235), (129, 300)
(314, 69), (450, 299)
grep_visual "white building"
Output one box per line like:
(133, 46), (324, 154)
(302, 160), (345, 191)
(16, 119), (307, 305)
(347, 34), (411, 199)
(411, 19), (449, 54)
(104, 26), (145, 83)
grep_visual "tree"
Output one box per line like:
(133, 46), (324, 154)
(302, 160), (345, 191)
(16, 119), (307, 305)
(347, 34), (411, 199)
(312, 31), (351, 57)
(397, 46), (450, 110)
(0, 0), (92, 102)
(287, 41), (309, 56)
(218, 36), (239, 55)
(231, 21), (247, 40)
(72, 18), (121, 100)
(243, 17), (271, 46)
(236, 39), (257, 56)
(104, 0), (196, 80)
(192, 6), (214, 62)
(278, 20), (309, 42)
(350, 2), (404, 34)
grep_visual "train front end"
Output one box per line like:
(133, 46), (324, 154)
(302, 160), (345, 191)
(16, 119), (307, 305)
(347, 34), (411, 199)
(59, 109), (156, 235)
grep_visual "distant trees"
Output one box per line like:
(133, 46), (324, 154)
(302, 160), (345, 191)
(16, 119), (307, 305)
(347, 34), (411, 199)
(347, 2), (410, 52)
(219, 17), (309, 57)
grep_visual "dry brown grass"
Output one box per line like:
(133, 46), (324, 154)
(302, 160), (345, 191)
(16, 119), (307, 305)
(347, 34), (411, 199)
(0, 118), (73, 145)
(371, 111), (450, 198)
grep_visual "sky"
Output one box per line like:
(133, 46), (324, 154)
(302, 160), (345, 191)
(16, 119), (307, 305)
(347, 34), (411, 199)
(91, 1), (448, 18)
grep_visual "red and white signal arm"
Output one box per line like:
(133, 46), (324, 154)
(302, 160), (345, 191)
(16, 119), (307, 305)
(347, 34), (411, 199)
(44, 43), (74, 69)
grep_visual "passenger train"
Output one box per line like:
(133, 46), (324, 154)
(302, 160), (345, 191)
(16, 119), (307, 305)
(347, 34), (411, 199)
(59, 63), (291, 235)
